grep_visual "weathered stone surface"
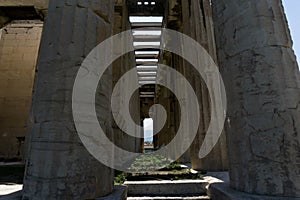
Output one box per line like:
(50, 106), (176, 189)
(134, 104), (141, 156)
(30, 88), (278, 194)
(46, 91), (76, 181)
(213, 0), (300, 196)
(22, 0), (115, 199)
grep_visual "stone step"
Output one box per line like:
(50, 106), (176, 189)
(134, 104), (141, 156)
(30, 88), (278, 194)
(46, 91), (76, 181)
(127, 196), (210, 200)
(124, 180), (208, 196)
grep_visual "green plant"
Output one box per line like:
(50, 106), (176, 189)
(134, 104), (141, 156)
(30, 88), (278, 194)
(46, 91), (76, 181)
(128, 154), (174, 172)
(114, 173), (126, 184)
(161, 162), (182, 171)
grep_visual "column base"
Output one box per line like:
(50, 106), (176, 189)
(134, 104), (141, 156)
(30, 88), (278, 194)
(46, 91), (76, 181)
(208, 182), (300, 200)
(97, 185), (127, 200)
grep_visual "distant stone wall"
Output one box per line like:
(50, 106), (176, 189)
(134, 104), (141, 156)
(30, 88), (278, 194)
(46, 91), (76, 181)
(0, 20), (42, 160)
(0, 0), (49, 17)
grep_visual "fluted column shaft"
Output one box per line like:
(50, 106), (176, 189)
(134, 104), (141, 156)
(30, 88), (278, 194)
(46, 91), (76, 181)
(213, 0), (300, 196)
(181, 0), (228, 171)
(23, 0), (115, 199)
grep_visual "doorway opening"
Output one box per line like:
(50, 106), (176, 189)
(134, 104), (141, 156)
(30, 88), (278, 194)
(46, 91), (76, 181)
(143, 118), (153, 153)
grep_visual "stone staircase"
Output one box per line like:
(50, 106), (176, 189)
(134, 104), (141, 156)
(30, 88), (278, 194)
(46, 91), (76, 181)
(127, 197), (210, 200)
(125, 180), (211, 200)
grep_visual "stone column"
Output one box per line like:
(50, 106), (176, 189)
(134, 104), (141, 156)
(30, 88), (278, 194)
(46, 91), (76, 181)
(23, 0), (115, 199)
(213, 0), (300, 196)
(181, 0), (228, 171)
(112, 0), (142, 157)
